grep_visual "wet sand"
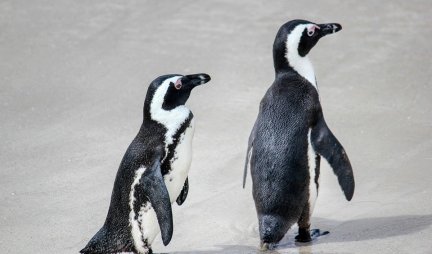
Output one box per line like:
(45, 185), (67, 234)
(1, 1), (431, 253)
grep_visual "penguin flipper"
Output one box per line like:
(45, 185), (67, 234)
(311, 114), (355, 201)
(141, 159), (174, 246)
(176, 177), (189, 206)
(243, 121), (257, 188)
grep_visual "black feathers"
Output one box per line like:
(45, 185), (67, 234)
(245, 20), (353, 247)
(311, 113), (355, 201)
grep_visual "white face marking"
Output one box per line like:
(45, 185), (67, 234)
(128, 166), (150, 254)
(285, 24), (318, 90)
(150, 76), (191, 161)
(307, 129), (319, 217)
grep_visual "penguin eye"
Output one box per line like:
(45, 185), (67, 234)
(307, 25), (320, 37)
(174, 80), (182, 90)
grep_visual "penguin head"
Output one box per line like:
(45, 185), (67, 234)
(273, 19), (342, 72)
(144, 73), (211, 120)
(160, 73), (211, 110)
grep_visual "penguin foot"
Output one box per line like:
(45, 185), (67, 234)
(260, 242), (269, 251)
(260, 241), (277, 251)
(311, 228), (329, 240)
(295, 229), (329, 242)
(295, 230), (311, 242)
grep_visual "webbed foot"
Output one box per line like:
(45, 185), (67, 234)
(295, 228), (329, 242)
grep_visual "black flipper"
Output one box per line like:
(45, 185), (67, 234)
(176, 177), (189, 206)
(140, 159), (173, 246)
(311, 113), (355, 201)
(243, 121), (257, 188)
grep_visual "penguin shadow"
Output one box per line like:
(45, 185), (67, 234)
(163, 214), (432, 254)
(310, 214), (432, 244)
(275, 214), (432, 251)
(160, 245), (282, 254)
(164, 244), (322, 254)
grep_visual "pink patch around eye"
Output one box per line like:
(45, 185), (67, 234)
(307, 25), (320, 36)
(308, 25), (320, 33)
(175, 79), (182, 90)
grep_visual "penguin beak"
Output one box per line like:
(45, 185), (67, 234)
(182, 73), (211, 89)
(318, 23), (342, 37)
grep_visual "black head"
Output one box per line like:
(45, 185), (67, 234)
(143, 73), (211, 120)
(273, 19), (342, 73)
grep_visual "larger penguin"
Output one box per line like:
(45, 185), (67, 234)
(81, 73), (211, 254)
(243, 20), (355, 249)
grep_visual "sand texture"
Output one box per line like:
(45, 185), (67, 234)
(1, 1), (431, 253)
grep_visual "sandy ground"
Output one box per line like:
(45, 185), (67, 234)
(1, 1), (432, 253)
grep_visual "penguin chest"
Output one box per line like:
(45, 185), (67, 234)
(132, 120), (195, 249)
(164, 119), (195, 202)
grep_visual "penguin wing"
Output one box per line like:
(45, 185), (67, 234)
(140, 159), (174, 246)
(311, 114), (355, 201)
(176, 177), (189, 206)
(243, 120), (257, 188)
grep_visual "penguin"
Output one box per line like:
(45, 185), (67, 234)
(243, 20), (355, 249)
(81, 73), (211, 254)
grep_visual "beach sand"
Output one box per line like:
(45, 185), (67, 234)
(1, 1), (431, 253)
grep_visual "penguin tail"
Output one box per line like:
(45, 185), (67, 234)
(80, 225), (131, 254)
(80, 226), (109, 254)
(259, 214), (292, 245)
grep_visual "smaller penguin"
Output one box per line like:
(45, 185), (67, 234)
(243, 20), (355, 249)
(81, 73), (211, 254)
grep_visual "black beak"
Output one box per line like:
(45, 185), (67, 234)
(183, 73), (211, 88)
(318, 23), (342, 37)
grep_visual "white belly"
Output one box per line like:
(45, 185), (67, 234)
(138, 119), (195, 247)
(164, 118), (195, 202)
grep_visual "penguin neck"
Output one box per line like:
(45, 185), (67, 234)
(145, 76), (191, 148)
(274, 54), (317, 89)
(285, 52), (317, 89)
(147, 103), (190, 137)
(273, 25), (318, 89)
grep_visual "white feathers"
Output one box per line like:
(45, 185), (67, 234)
(246, 147), (253, 173)
(139, 202), (159, 247)
(129, 166), (150, 254)
(149, 76), (191, 161)
(285, 24), (318, 90)
(307, 129), (319, 216)
(164, 119), (195, 202)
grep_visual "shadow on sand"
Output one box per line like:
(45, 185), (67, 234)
(164, 214), (432, 254)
